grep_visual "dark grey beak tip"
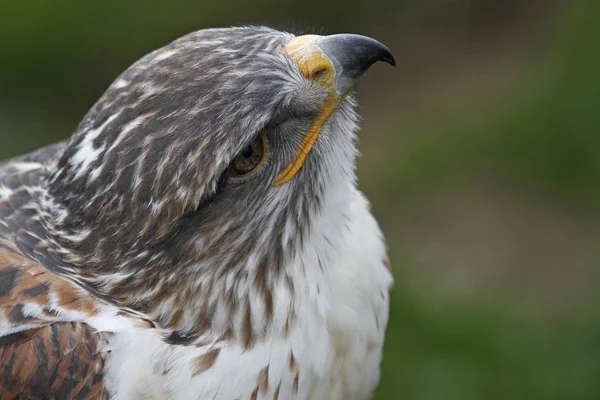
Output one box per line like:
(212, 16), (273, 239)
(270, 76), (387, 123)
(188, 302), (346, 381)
(317, 33), (396, 74)
(362, 36), (395, 68)
(381, 51), (396, 67)
(360, 35), (395, 68)
(315, 33), (396, 94)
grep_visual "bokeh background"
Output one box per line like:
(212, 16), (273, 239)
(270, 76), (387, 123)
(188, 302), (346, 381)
(1, 1), (599, 398)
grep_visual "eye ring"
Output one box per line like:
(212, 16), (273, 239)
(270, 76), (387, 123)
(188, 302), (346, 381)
(228, 133), (267, 179)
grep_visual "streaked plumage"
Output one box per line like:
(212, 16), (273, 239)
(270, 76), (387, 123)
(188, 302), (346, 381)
(0, 26), (394, 399)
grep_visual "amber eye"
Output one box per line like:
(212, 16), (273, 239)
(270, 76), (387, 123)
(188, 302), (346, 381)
(228, 134), (266, 178)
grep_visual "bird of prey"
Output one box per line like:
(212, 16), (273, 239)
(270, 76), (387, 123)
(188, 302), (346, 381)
(0, 26), (395, 399)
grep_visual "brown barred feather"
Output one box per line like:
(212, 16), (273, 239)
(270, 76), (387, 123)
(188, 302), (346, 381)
(0, 248), (99, 329)
(0, 242), (108, 399)
(0, 322), (107, 399)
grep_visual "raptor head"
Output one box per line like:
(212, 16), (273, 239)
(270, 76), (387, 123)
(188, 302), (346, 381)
(45, 26), (394, 338)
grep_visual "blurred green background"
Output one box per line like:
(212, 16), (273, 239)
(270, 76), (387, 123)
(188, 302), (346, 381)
(1, 1), (599, 398)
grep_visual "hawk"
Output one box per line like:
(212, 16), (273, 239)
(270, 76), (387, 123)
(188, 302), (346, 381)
(0, 26), (395, 399)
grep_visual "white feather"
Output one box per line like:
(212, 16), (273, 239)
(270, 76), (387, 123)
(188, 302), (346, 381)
(102, 183), (392, 400)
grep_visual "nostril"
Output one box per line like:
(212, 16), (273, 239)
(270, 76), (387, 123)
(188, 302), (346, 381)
(311, 67), (329, 81)
(309, 66), (334, 86)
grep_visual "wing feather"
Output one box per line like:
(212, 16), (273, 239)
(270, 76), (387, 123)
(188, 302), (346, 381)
(1, 144), (109, 399)
(0, 248), (100, 336)
(0, 322), (107, 399)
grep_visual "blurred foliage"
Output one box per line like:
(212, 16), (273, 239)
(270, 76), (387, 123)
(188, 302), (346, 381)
(364, 0), (600, 200)
(1, 0), (599, 399)
(0, 0), (535, 118)
(379, 283), (600, 400)
(375, 1), (600, 398)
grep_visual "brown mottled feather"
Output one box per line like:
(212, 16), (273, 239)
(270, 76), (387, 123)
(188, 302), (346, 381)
(192, 347), (221, 377)
(257, 365), (269, 395)
(0, 248), (99, 330)
(0, 244), (107, 399)
(0, 322), (107, 399)
(383, 257), (392, 275)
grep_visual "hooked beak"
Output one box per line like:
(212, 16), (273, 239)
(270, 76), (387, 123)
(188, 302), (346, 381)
(274, 33), (395, 186)
(285, 33), (395, 97)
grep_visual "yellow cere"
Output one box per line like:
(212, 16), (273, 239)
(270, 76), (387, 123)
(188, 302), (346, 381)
(274, 35), (341, 186)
